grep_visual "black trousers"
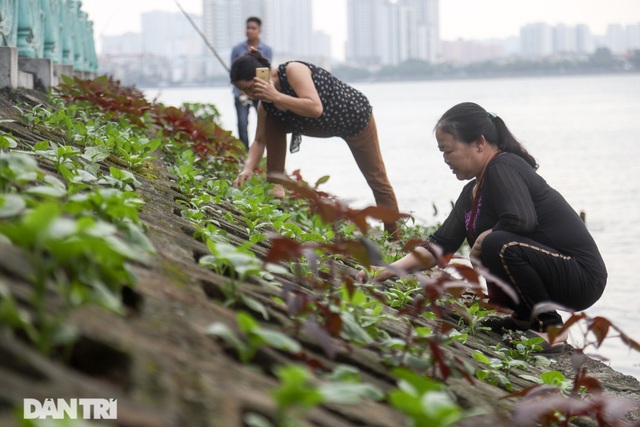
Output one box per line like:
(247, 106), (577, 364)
(481, 231), (606, 332)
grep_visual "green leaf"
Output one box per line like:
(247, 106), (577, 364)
(421, 391), (463, 425)
(252, 328), (301, 354)
(204, 322), (244, 350)
(82, 145), (111, 163)
(272, 365), (325, 409)
(71, 169), (98, 184)
(241, 295), (269, 320)
(314, 175), (330, 187)
(0, 194), (26, 218)
(237, 311), (259, 334)
(47, 217), (78, 240)
(243, 413), (273, 427)
(519, 374), (543, 384)
(0, 134), (17, 149)
(540, 370), (566, 386)
(392, 368), (443, 396)
(44, 174), (66, 190)
(33, 140), (50, 151)
(50, 323), (79, 347)
(24, 185), (66, 198)
(320, 382), (384, 403)
(475, 370), (490, 381)
(473, 351), (491, 365)
(340, 312), (373, 344)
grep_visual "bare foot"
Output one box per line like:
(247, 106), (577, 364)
(268, 184), (285, 199)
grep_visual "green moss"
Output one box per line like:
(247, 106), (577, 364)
(162, 260), (190, 289)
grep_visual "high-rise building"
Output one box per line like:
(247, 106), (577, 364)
(346, 0), (439, 67)
(576, 24), (594, 56)
(202, 0), (264, 53)
(520, 23), (553, 58)
(605, 24), (626, 54)
(553, 24), (577, 55)
(346, 0), (387, 66)
(627, 23), (640, 51)
(397, 0), (439, 63)
(265, 0), (312, 59)
(101, 33), (142, 56)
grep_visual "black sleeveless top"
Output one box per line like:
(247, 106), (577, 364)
(262, 61), (372, 152)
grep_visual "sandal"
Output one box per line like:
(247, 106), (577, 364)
(522, 330), (566, 354)
(481, 316), (531, 333)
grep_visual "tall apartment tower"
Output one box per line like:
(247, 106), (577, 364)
(520, 23), (553, 58)
(553, 24), (577, 55)
(346, 0), (388, 66)
(346, 0), (439, 67)
(202, 0), (267, 76)
(397, 0), (439, 64)
(263, 0), (313, 60)
(576, 24), (594, 56)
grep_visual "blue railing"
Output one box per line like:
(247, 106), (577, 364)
(1, 0), (96, 73)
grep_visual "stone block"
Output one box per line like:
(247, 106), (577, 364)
(0, 47), (18, 89)
(18, 57), (53, 90)
(54, 64), (74, 81)
(17, 71), (34, 90)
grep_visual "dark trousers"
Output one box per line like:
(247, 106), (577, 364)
(264, 113), (399, 233)
(481, 231), (606, 332)
(235, 97), (259, 150)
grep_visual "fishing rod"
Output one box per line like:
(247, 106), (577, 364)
(172, 0), (230, 73)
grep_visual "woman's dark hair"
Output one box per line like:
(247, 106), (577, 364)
(435, 102), (538, 170)
(229, 50), (271, 83)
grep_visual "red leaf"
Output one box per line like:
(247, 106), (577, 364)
(588, 316), (611, 348)
(324, 312), (343, 337)
(450, 263), (480, 285)
(357, 205), (410, 223)
(401, 238), (428, 252)
(264, 236), (302, 264)
(304, 319), (338, 359)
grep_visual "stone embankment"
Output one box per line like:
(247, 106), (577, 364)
(0, 87), (638, 427)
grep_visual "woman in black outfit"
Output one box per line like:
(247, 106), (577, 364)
(356, 102), (607, 351)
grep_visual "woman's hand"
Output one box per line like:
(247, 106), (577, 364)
(233, 168), (253, 188)
(355, 265), (392, 284)
(252, 77), (280, 104)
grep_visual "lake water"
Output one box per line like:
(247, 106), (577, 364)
(145, 73), (640, 380)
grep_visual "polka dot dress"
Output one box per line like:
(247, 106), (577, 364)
(263, 61), (372, 148)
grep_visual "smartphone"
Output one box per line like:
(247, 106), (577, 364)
(256, 67), (270, 82)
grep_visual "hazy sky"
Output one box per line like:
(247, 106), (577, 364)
(83, 0), (640, 59)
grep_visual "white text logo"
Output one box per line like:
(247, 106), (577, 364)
(23, 398), (117, 420)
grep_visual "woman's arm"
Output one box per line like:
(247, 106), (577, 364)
(233, 104), (268, 188)
(252, 62), (323, 118)
(356, 246), (437, 283)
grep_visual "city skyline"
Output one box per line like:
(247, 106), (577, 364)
(83, 0), (640, 60)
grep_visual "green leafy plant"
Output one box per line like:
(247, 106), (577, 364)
(0, 129), (18, 150)
(502, 331), (553, 366)
(270, 364), (383, 427)
(389, 368), (464, 427)
(473, 349), (526, 391)
(519, 370), (576, 395)
(205, 311), (301, 364)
